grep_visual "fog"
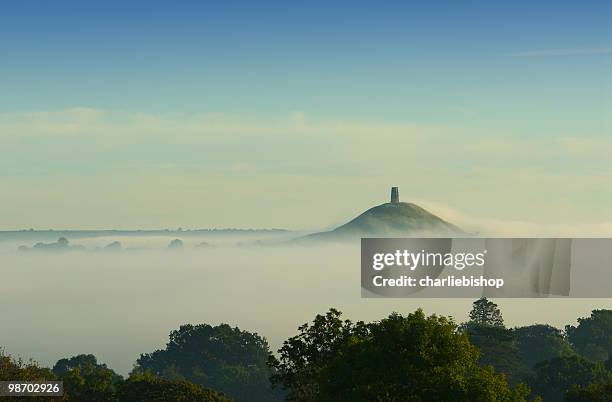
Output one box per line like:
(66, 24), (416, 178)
(1, 236), (611, 375)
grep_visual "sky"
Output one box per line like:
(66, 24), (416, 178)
(1, 1), (611, 231)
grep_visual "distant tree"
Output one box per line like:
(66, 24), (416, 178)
(514, 325), (575, 369)
(530, 355), (611, 402)
(566, 310), (612, 362)
(469, 297), (505, 328)
(30, 237), (82, 251)
(167, 239), (183, 249)
(565, 380), (612, 402)
(270, 308), (530, 401)
(117, 372), (230, 402)
(135, 323), (280, 402)
(53, 354), (122, 402)
(104, 241), (122, 250)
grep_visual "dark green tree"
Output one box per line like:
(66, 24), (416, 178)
(134, 323), (280, 402)
(53, 354), (122, 402)
(463, 324), (530, 386)
(566, 309), (612, 362)
(460, 299), (532, 385)
(53, 354), (121, 382)
(565, 380), (612, 402)
(117, 372), (230, 402)
(53, 354), (98, 375)
(514, 325), (575, 369)
(0, 352), (53, 382)
(268, 308), (366, 401)
(469, 297), (505, 328)
(530, 355), (611, 402)
(1, 348), (232, 402)
(271, 308), (530, 402)
(0, 350), (61, 402)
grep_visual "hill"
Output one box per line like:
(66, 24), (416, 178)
(302, 201), (463, 242)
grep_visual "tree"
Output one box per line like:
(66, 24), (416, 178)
(514, 325), (575, 369)
(0, 351), (54, 382)
(53, 354), (120, 380)
(565, 380), (612, 402)
(117, 372), (230, 402)
(53, 354), (122, 402)
(2, 348), (233, 401)
(135, 323), (280, 402)
(566, 309), (612, 362)
(167, 239), (183, 249)
(530, 355), (611, 402)
(0, 349), (61, 402)
(268, 308), (366, 401)
(271, 308), (530, 402)
(462, 324), (531, 386)
(469, 297), (505, 328)
(460, 299), (532, 385)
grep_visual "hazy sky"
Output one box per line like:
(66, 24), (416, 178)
(1, 1), (611, 230)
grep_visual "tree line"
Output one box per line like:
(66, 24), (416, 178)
(1, 299), (610, 401)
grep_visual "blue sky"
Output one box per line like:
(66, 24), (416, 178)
(0, 1), (611, 230)
(1, 1), (610, 121)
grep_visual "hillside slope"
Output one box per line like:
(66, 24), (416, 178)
(303, 202), (463, 241)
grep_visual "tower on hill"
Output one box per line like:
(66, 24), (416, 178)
(391, 187), (399, 203)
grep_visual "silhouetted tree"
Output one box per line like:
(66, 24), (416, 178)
(103, 241), (122, 251)
(167, 239), (183, 249)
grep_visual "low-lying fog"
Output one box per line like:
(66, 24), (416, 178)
(1, 235), (611, 375)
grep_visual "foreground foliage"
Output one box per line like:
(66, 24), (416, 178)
(269, 308), (530, 401)
(2, 302), (611, 401)
(134, 323), (281, 402)
(0, 351), (229, 402)
(117, 373), (230, 402)
(566, 310), (612, 363)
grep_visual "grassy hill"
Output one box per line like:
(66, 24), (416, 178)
(302, 202), (463, 241)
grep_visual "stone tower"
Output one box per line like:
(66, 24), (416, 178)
(390, 187), (399, 203)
